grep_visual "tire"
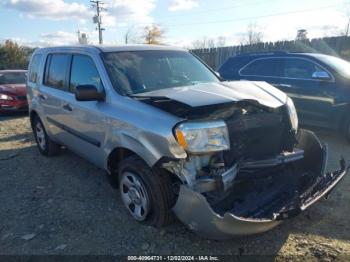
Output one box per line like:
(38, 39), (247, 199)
(32, 116), (60, 156)
(118, 155), (176, 227)
(343, 117), (350, 143)
(107, 171), (119, 189)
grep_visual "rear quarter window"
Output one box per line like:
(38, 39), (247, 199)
(28, 54), (42, 84)
(219, 57), (245, 78)
(219, 56), (257, 79)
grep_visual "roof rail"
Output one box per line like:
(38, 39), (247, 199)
(237, 51), (288, 56)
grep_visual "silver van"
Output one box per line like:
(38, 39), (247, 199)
(27, 45), (348, 239)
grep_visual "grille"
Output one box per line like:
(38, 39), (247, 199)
(224, 111), (286, 167)
(16, 96), (27, 100)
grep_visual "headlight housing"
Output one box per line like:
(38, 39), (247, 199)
(0, 93), (14, 101)
(175, 121), (230, 153)
(286, 97), (298, 130)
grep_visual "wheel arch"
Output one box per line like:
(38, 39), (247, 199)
(336, 103), (350, 131)
(107, 147), (144, 175)
(106, 146), (182, 183)
(29, 110), (39, 128)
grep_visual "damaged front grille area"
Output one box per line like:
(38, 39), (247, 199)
(223, 107), (295, 167)
(163, 103), (299, 195)
(171, 129), (348, 239)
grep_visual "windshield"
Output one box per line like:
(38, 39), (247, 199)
(315, 55), (350, 79)
(0, 72), (26, 85)
(102, 50), (218, 95)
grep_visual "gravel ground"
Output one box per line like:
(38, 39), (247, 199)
(0, 114), (350, 259)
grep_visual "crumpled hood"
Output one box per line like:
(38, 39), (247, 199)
(133, 81), (287, 109)
(0, 84), (26, 96)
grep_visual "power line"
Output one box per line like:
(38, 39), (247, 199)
(107, 2), (344, 29)
(159, 3), (344, 28)
(112, 0), (275, 21)
(100, 1), (344, 29)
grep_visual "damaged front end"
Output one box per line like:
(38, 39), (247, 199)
(161, 101), (348, 239)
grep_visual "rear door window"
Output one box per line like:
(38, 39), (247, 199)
(240, 58), (283, 77)
(28, 54), (42, 83)
(44, 54), (70, 90)
(283, 58), (323, 79)
(69, 55), (103, 93)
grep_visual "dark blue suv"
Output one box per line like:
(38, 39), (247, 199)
(218, 52), (350, 140)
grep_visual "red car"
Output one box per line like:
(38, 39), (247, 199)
(0, 70), (28, 113)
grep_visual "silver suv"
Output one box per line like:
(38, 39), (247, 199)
(27, 45), (348, 239)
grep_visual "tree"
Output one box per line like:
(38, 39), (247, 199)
(344, 18), (350, 36)
(124, 26), (141, 44)
(240, 23), (264, 45)
(342, 3), (350, 36)
(143, 24), (165, 45)
(0, 40), (33, 70)
(216, 36), (226, 47)
(296, 29), (308, 41)
(192, 37), (211, 49)
(191, 36), (226, 49)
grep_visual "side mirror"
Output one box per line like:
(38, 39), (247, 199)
(75, 85), (105, 101)
(312, 71), (331, 81)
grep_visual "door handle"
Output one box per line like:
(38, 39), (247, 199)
(38, 93), (47, 100)
(62, 104), (73, 112)
(277, 84), (292, 88)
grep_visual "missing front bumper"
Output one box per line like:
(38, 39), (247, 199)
(172, 129), (348, 239)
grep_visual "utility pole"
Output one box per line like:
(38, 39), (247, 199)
(91, 0), (105, 44)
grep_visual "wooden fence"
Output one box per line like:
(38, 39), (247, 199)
(191, 36), (350, 70)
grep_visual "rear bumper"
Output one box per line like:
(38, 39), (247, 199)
(173, 130), (348, 239)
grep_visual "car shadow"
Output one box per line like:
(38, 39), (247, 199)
(0, 132), (34, 143)
(0, 111), (28, 121)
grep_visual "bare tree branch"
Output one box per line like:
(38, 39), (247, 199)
(240, 23), (264, 45)
(124, 26), (141, 44)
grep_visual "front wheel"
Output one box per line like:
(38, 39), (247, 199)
(343, 117), (350, 143)
(32, 116), (60, 156)
(118, 156), (176, 227)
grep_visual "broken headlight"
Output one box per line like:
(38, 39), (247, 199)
(175, 121), (230, 153)
(286, 97), (298, 130)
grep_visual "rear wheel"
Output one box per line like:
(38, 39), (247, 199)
(118, 156), (176, 227)
(32, 116), (60, 156)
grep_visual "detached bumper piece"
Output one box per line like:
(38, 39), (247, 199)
(173, 129), (348, 239)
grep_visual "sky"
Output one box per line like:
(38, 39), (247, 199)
(0, 0), (349, 48)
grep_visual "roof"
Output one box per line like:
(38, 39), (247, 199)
(36, 44), (187, 53)
(0, 70), (27, 73)
(236, 51), (289, 57)
(97, 44), (186, 52)
(294, 53), (335, 59)
(236, 51), (331, 58)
